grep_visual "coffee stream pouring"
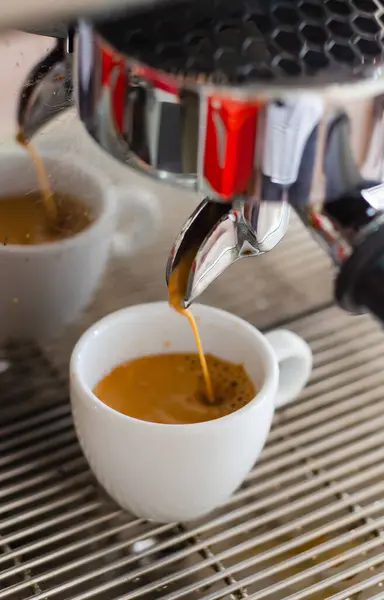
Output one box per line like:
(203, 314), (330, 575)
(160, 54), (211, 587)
(15, 0), (384, 320)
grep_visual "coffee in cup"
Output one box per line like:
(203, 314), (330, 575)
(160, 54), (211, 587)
(0, 191), (93, 246)
(93, 352), (256, 424)
(0, 147), (159, 341)
(70, 302), (312, 522)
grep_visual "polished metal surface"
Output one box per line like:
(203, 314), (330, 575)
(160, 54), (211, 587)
(2, 305), (384, 599)
(166, 196), (290, 306)
(17, 37), (73, 141)
(17, 0), (384, 308)
(6, 108), (336, 338)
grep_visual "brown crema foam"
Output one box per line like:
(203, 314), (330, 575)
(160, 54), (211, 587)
(93, 352), (256, 424)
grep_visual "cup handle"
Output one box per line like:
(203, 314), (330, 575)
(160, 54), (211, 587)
(265, 329), (312, 408)
(111, 187), (161, 257)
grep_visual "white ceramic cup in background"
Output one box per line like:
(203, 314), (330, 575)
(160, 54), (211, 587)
(0, 148), (159, 340)
(70, 302), (312, 523)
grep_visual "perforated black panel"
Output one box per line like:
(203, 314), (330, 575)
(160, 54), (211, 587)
(97, 0), (384, 85)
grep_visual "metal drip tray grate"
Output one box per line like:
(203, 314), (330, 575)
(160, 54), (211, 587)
(2, 305), (384, 599)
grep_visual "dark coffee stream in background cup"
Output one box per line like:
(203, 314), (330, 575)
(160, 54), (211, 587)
(0, 133), (93, 246)
(16, 133), (58, 225)
(0, 191), (93, 245)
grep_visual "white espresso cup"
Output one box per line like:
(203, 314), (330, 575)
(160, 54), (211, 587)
(70, 302), (312, 523)
(0, 148), (159, 340)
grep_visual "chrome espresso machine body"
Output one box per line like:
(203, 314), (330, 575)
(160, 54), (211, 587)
(17, 0), (384, 318)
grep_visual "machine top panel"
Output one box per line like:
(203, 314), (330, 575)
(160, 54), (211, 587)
(97, 0), (384, 87)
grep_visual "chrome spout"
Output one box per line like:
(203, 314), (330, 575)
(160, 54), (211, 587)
(17, 36), (74, 140)
(166, 199), (231, 307)
(167, 197), (290, 307)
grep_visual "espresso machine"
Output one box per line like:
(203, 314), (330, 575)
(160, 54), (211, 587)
(11, 0), (384, 320)
(1, 5), (384, 598)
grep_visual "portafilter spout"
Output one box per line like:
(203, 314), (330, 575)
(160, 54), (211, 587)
(17, 35), (73, 140)
(166, 196), (290, 307)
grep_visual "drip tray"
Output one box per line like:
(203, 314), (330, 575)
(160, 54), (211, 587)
(1, 305), (384, 600)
